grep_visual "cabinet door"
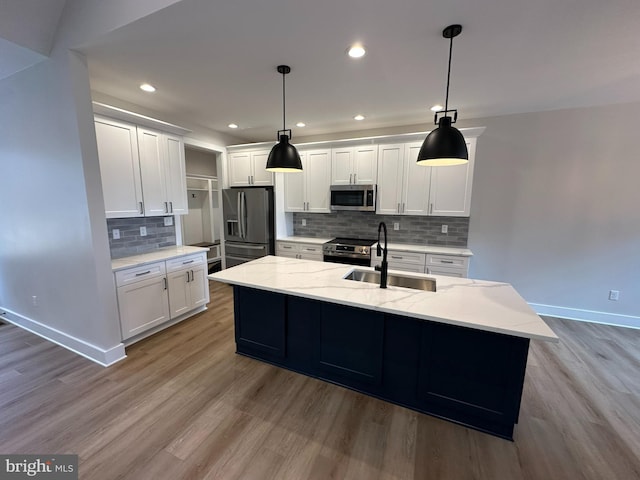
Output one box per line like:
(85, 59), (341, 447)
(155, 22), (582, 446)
(403, 142), (431, 216)
(283, 152), (305, 212)
(428, 140), (474, 217)
(188, 264), (209, 309)
(228, 152), (252, 187)
(167, 269), (191, 318)
(250, 151), (273, 186)
(164, 134), (188, 215)
(117, 276), (170, 340)
(305, 149), (331, 213)
(353, 145), (378, 184)
(94, 117), (143, 218)
(331, 148), (353, 185)
(138, 128), (168, 216)
(376, 144), (404, 215)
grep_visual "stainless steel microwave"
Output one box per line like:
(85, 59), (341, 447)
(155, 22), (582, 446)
(330, 184), (376, 211)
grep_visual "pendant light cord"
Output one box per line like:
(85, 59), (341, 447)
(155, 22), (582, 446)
(282, 71), (286, 132)
(445, 33), (453, 114)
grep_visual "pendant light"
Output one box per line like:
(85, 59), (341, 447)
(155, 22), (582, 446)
(266, 65), (303, 172)
(417, 25), (469, 166)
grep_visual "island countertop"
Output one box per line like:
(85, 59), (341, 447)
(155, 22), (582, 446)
(208, 256), (558, 342)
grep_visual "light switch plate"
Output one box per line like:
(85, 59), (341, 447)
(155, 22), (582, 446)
(393, 222), (400, 231)
(112, 229), (120, 240)
(164, 217), (173, 226)
(140, 226), (147, 236)
(441, 225), (448, 234)
(302, 219), (307, 226)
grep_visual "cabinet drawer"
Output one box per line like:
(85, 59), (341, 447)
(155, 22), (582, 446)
(388, 262), (425, 274)
(426, 266), (466, 278)
(115, 261), (166, 287)
(276, 242), (300, 253)
(377, 250), (426, 266)
(426, 254), (469, 269)
(166, 253), (206, 272)
(299, 244), (322, 254)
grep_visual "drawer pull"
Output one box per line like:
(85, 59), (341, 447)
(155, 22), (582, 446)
(135, 270), (151, 277)
(391, 256), (404, 260)
(282, 245), (293, 249)
(182, 259), (195, 265)
(440, 260), (454, 264)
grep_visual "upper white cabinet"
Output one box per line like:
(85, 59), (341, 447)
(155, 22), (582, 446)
(376, 139), (476, 217)
(95, 116), (188, 218)
(228, 149), (273, 187)
(283, 148), (331, 213)
(331, 145), (378, 185)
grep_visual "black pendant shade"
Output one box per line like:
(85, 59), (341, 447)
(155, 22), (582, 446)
(417, 24), (469, 166)
(266, 134), (302, 172)
(266, 65), (303, 172)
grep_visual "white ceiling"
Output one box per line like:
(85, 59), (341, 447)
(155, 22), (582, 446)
(80, 0), (640, 142)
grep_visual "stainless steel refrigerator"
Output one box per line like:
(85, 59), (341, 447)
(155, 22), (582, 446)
(222, 187), (275, 267)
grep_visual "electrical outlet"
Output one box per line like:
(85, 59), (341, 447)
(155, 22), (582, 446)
(112, 229), (120, 240)
(32, 296), (38, 306)
(441, 224), (448, 234)
(164, 217), (173, 226)
(393, 222), (400, 231)
(609, 290), (620, 301)
(140, 226), (147, 236)
(302, 219), (307, 226)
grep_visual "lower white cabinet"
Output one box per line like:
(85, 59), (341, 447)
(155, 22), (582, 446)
(425, 254), (469, 277)
(115, 252), (209, 342)
(276, 241), (324, 261)
(373, 249), (470, 277)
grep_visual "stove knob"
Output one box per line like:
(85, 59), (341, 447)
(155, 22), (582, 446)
(362, 247), (368, 254)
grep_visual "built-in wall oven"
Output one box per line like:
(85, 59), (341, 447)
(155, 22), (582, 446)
(323, 238), (376, 267)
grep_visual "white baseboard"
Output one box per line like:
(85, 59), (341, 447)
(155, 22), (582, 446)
(529, 303), (640, 330)
(0, 307), (126, 366)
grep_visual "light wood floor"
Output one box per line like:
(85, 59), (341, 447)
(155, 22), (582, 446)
(1, 282), (639, 480)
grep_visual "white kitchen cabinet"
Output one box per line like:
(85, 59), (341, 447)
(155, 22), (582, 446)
(425, 254), (469, 277)
(373, 249), (470, 277)
(114, 252), (210, 343)
(373, 248), (427, 273)
(276, 240), (323, 261)
(331, 145), (378, 185)
(94, 117), (144, 218)
(166, 254), (209, 318)
(376, 139), (475, 217)
(95, 116), (188, 218)
(228, 149), (273, 186)
(283, 149), (331, 213)
(115, 261), (170, 340)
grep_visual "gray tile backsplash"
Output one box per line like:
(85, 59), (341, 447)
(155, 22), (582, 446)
(107, 217), (176, 258)
(293, 212), (468, 246)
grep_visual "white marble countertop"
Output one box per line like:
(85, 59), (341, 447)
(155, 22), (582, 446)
(209, 256), (558, 342)
(375, 242), (473, 256)
(276, 236), (333, 245)
(112, 246), (209, 272)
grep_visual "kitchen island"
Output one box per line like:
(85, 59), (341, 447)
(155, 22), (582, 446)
(208, 256), (558, 439)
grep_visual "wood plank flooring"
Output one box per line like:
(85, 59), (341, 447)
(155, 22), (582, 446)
(0, 282), (639, 479)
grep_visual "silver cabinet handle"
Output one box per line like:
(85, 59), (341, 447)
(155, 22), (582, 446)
(282, 245), (293, 249)
(186, 271), (190, 283)
(391, 256), (403, 260)
(397, 203), (400, 213)
(135, 270), (151, 277)
(170, 201), (173, 213)
(402, 203), (405, 213)
(163, 277), (167, 290)
(349, 174), (353, 184)
(182, 259), (195, 265)
(251, 175), (254, 184)
(427, 268), (431, 274)
(430, 203), (433, 214)
(353, 173), (357, 183)
(248, 175), (251, 184)
(165, 202), (169, 213)
(139, 202), (144, 214)
(190, 270), (194, 282)
(440, 260), (454, 264)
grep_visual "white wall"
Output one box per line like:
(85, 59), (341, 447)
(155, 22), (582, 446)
(465, 103), (640, 327)
(0, 0), (187, 364)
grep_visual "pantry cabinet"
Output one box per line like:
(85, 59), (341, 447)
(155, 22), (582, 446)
(228, 150), (273, 186)
(95, 116), (188, 218)
(283, 149), (332, 213)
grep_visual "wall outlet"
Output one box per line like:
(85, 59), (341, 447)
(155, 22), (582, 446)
(609, 290), (620, 301)
(112, 228), (120, 240)
(140, 226), (147, 236)
(302, 219), (307, 226)
(441, 224), (448, 234)
(32, 295), (38, 306)
(393, 222), (400, 231)
(164, 217), (173, 226)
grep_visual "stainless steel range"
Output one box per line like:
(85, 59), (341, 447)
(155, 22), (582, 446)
(323, 237), (376, 267)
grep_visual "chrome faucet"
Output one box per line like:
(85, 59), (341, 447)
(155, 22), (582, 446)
(375, 221), (388, 288)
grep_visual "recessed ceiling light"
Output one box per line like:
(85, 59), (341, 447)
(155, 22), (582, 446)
(430, 104), (444, 112)
(354, 114), (365, 121)
(139, 83), (156, 93)
(228, 123), (239, 129)
(296, 122), (306, 127)
(347, 44), (366, 58)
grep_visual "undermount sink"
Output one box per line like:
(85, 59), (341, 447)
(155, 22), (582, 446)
(344, 269), (436, 292)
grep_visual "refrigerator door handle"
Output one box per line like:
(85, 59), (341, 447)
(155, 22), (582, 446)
(241, 191), (248, 239)
(237, 191), (244, 238)
(225, 243), (266, 250)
